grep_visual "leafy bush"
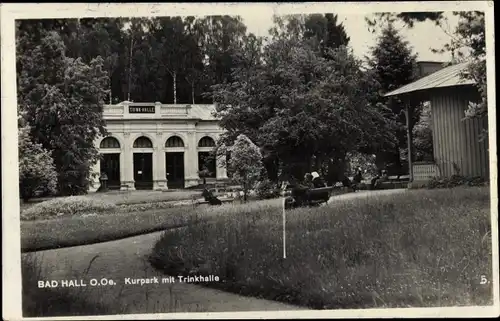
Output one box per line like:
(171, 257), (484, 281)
(21, 196), (116, 221)
(151, 187), (492, 309)
(18, 115), (58, 201)
(255, 179), (281, 199)
(228, 134), (264, 201)
(427, 175), (487, 189)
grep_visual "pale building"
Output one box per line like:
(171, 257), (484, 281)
(89, 101), (228, 191)
(385, 62), (489, 185)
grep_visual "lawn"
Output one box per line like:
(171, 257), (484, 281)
(21, 254), (113, 317)
(150, 186), (493, 309)
(21, 253), (205, 316)
(21, 205), (200, 252)
(20, 189), (203, 212)
(21, 198), (277, 252)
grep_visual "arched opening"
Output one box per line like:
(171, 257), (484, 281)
(198, 136), (216, 179)
(99, 136), (121, 190)
(133, 136), (153, 190)
(100, 137), (120, 149)
(165, 136), (185, 189)
(133, 136), (153, 148)
(198, 136), (216, 148)
(165, 136), (185, 148)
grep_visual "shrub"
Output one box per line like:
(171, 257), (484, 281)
(151, 187), (492, 309)
(18, 116), (58, 201)
(21, 196), (116, 221)
(427, 175), (488, 189)
(228, 134), (264, 202)
(255, 179), (281, 199)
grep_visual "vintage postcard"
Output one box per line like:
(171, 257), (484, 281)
(2, 1), (498, 320)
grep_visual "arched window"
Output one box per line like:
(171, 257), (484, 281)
(165, 136), (184, 148)
(198, 136), (215, 148)
(133, 136), (153, 148)
(100, 137), (120, 149)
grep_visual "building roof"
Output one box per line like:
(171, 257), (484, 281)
(384, 62), (475, 97)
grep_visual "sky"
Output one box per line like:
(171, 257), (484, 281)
(242, 11), (460, 63)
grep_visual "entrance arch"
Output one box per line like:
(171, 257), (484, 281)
(133, 136), (153, 190)
(99, 136), (121, 190)
(197, 136), (216, 178)
(165, 135), (185, 189)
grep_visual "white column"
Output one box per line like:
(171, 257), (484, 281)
(216, 155), (228, 180)
(89, 158), (101, 193)
(121, 133), (135, 191)
(184, 132), (199, 188)
(153, 142), (168, 190)
(119, 150), (125, 188)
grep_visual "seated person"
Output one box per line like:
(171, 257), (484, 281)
(201, 188), (222, 205)
(311, 171), (327, 188)
(310, 171), (329, 202)
(353, 169), (363, 184)
(291, 175), (312, 206)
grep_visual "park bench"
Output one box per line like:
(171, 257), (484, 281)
(378, 175), (410, 189)
(193, 198), (235, 206)
(284, 184), (351, 210)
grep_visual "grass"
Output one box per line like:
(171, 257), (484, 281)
(21, 197), (262, 252)
(23, 189), (203, 206)
(21, 205), (202, 252)
(88, 190), (204, 205)
(150, 187), (493, 309)
(22, 253), (114, 317)
(22, 253), (206, 317)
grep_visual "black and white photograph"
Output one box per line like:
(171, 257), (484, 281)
(2, 2), (498, 319)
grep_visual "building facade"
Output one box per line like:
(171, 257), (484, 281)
(90, 101), (228, 191)
(385, 62), (490, 183)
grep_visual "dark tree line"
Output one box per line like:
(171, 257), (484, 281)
(18, 12), (481, 197)
(16, 16), (249, 105)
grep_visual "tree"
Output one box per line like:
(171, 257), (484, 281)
(366, 11), (487, 138)
(197, 16), (248, 98)
(366, 23), (418, 174)
(270, 13), (350, 55)
(228, 134), (264, 202)
(79, 18), (128, 104)
(17, 31), (109, 195)
(412, 102), (434, 162)
(183, 16), (209, 104)
(18, 114), (58, 202)
(211, 35), (394, 183)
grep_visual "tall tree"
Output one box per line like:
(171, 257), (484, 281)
(17, 31), (109, 195)
(182, 16), (208, 104)
(270, 13), (350, 56)
(78, 18), (127, 103)
(211, 36), (393, 182)
(196, 15), (247, 101)
(366, 11), (487, 138)
(366, 23), (418, 174)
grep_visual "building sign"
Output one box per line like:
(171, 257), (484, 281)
(129, 106), (155, 114)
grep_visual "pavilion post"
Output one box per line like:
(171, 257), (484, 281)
(405, 100), (414, 182)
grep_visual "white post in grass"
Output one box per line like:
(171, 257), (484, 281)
(281, 184), (287, 259)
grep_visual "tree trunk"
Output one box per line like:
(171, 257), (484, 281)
(109, 66), (113, 104)
(127, 37), (134, 102)
(191, 83), (195, 104)
(173, 71), (177, 104)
